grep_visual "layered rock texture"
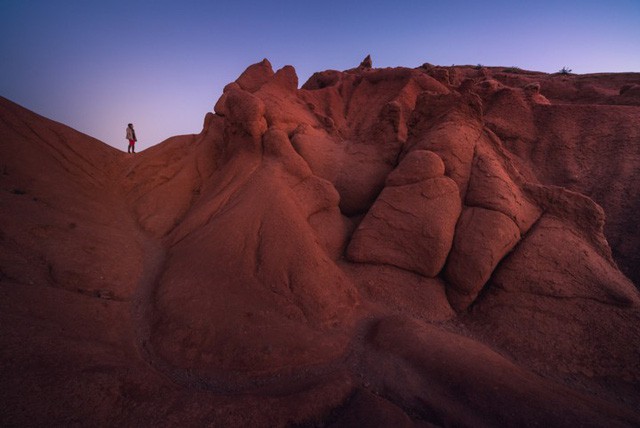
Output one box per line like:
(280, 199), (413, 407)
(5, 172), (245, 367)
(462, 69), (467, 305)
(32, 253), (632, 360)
(1, 59), (640, 426)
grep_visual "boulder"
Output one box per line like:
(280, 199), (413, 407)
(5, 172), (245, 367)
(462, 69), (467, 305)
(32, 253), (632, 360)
(348, 162), (461, 276)
(491, 215), (639, 305)
(465, 138), (541, 232)
(386, 149), (445, 186)
(235, 58), (275, 93)
(444, 207), (521, 311)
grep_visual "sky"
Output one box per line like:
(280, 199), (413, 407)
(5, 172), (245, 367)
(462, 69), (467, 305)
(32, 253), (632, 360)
(1, 0), (639, 152)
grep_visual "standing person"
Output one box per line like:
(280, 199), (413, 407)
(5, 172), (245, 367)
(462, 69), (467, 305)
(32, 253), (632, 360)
(126, 123), (137, 153)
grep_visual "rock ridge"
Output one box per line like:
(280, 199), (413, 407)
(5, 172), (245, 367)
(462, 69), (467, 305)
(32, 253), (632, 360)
(1, 59), (640, 426)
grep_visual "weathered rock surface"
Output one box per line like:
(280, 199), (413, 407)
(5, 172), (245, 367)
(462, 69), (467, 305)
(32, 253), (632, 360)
(347, 151), (461, 277)
(1, 60), (640, 426)
(445, 206), (521, 311)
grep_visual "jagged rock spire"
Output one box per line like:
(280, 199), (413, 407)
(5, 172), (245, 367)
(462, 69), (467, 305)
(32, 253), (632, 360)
(359, 54), (372, 69)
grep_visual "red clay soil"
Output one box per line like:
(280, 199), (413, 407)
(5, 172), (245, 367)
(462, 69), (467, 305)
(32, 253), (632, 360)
(1, 58), (639, 426)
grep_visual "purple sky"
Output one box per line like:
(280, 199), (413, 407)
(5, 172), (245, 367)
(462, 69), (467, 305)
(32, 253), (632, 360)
(1, 0), (639, 151)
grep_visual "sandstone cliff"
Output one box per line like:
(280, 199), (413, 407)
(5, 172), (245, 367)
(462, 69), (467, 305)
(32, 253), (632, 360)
(1, 59), (639, 426)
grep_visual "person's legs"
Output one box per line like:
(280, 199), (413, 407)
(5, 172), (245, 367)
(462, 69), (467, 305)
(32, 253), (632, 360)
(128, 140), (135, 153)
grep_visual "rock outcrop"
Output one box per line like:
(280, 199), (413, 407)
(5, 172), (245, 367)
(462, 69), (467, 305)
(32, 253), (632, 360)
(1, 60), (640, 426)
(348, 150), (461, 277)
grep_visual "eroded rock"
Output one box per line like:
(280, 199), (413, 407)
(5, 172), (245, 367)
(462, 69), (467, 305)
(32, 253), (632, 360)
(445, 207), (521, 311)
(348, 151), (461, 276)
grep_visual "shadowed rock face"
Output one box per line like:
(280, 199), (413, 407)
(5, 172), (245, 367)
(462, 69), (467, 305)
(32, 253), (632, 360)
(1, 60), (640, 426)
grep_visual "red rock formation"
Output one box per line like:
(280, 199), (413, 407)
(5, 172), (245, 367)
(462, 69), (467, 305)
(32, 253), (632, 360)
(348, 149), (461, 277)
(1, 59), (639, 426)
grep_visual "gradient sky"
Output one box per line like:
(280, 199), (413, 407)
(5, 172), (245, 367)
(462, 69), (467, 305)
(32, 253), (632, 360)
(1, 0), (639, 151)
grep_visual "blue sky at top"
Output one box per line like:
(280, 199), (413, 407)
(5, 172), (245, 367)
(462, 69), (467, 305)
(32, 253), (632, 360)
(1, 0), (639, 150)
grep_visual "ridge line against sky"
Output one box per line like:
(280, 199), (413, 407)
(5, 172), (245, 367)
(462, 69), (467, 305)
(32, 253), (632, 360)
(1, 0), (639, 151)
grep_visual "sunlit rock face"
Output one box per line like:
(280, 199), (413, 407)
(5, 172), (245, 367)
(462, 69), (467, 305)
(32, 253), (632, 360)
(1, 59), (640, 426)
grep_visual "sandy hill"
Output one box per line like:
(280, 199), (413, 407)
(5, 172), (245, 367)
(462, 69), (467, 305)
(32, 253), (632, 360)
(1, 58), (639, 426)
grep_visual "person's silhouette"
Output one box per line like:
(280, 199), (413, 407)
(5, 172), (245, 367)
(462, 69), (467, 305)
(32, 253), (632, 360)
(126, 123), (137, 153)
